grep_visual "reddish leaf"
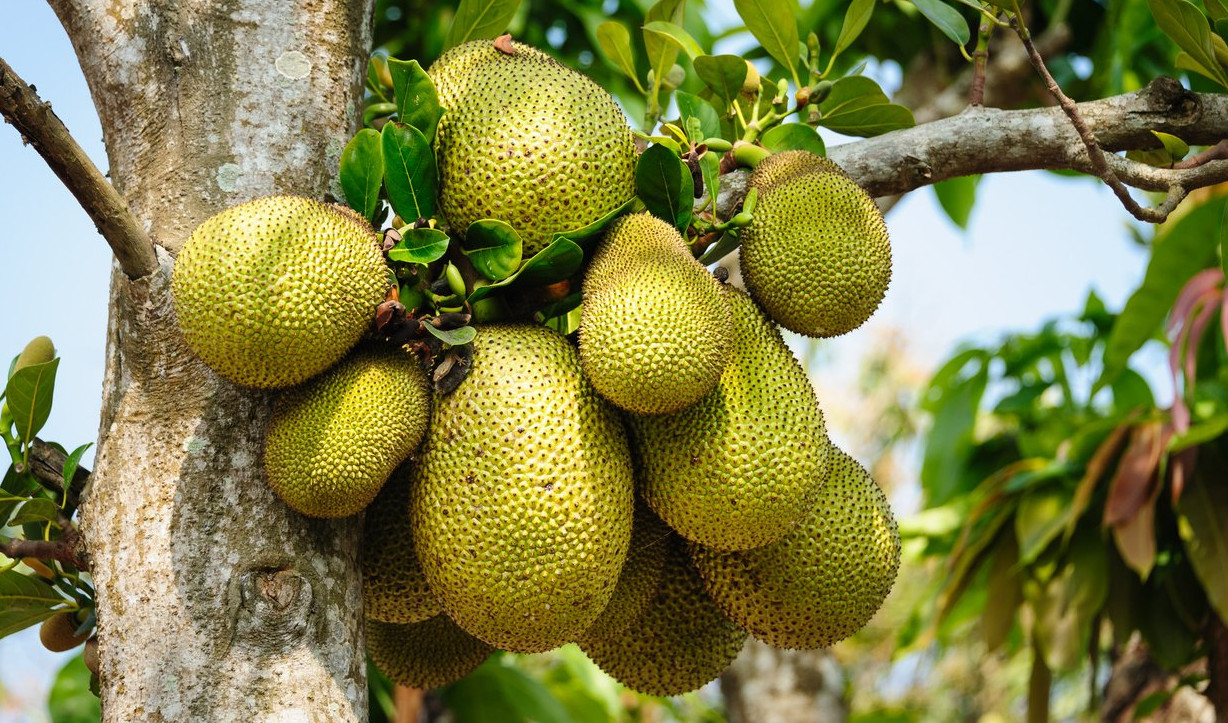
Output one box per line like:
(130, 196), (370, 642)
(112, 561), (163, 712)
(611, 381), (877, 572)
(1112, 484), (1160, 579)
(1166, 268), (1224, 337)
(1066, 419), (1135, 541)
(1103, 422), (1165, 527)
(1171, 445), (1198, 503)
(1167, 270), (1225, 435)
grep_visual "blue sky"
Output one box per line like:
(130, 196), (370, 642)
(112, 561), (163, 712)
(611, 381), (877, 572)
(0, 0), (1161, 718)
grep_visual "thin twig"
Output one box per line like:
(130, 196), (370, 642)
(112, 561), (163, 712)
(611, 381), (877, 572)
(1174, 138), (1228, 169)
(969, 19), (993, 107)
(0, 54), (158, 279)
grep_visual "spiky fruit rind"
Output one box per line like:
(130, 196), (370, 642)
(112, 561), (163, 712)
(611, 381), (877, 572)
(39, 612), (87, 652)
(264, 348), (430, 518)
(741, 151), (890, 338)
(629, 286), (828, 550)
(366, 615), (494, 689)
(691, 447), (900, 649)
(428, 40), (636, 257)
(580, 536), (746, 697)
(580, 213), (731, 415)
(362, 466), (442, 624)
(172, 196), (388, 388)
(580, 501), (671, 642)
(14, 336), (55, 371)
(411, 325), (635, 653)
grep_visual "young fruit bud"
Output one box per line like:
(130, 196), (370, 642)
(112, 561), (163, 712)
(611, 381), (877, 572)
(741, 61), (761, 95)
(40, 612), (88, 653)
(663, 64), (686, 91)
(14, 336), (55, 373)
(444, 263), (467, 298)
(23, 558), (55, 579)
(809, 80), (833, 105)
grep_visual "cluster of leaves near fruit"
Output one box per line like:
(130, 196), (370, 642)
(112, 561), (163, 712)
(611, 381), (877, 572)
(0, 340), (99, 696)
(898, 197), (1228, 720)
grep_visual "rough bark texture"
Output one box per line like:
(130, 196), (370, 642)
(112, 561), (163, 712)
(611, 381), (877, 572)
(46, 0), (376, 719)
(721, 640), (848, 723)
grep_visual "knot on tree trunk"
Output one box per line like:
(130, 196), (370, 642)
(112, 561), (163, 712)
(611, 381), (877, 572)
(1140, 76), (1202, 124)
(234, 568), (313, 654)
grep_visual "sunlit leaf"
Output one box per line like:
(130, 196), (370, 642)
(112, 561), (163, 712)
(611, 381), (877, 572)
(732, 0), (800, 80)
(339, 129), (384, 222)
(446, 0), (522, 49)
(4, 358), (59, 446)
(596, 22), (643, 90)
(675, 91), (722, 142)
(635, 144), (693, 230)
(422, 324), (478, 346)
(833, 0), (876, 59)
(912, 0), (971, 46)
(1014, 485), (1071, 564)
(817, 76), (915, 137)
(644, 0), (685, 97)
(464, 220), (523, 282)
(387, 59), (444, 143)
(445, 658), (576, 723)
(761, 123), (826, 155)
(932, 175), (980, 230)
(386, 228), (450, 265)
(693, 55), (748, 109)
(1148, 0), (1228, 88)
(643, 21), (705, 60)
(0, 570), (64, 638)
(381, 123), (437, 222)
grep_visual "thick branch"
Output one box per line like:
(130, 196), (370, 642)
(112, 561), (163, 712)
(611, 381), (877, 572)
(1, 519), (86, 570)
(829, 77), (1228, 205)
(27, 438), (90, 513)
(0, 54), (157, 279)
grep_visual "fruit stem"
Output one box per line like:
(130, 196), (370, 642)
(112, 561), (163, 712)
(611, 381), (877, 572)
(732, 142), (771, 169)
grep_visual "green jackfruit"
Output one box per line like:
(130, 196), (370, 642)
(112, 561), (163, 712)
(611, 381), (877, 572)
(366, 615), (494, 689)
(580, 213), (731, 415)
(580, 501), (671, 643)
(362, 465), (441, 624)
(629, 286), (828, 550)
(172, 196), (389, 388)
(740, 151), (890, 338)
(580, 535), (746, 697)
(411, 325), (635, 652)
(14, 336), (55, 372)
(264, 348), (430, 518)
(691, 447), (900, 649)
(428, 40), (636, 257)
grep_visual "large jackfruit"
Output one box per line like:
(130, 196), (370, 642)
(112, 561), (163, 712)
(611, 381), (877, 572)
(428, 40), (636, 257)
(690, 447), (900, 649)
(629, 286), (828, 550)
(580, 213), (731, 415)
(411, 325), (635, 653)
(362, 466), (441, 624)
(740, 151), (890, 338)
(172, 196), (389, 388)
(366, 615), (494, 689)
(579, 501), (671, 643)
(263, 348), (430, 518)
(579, 535), (746, 697)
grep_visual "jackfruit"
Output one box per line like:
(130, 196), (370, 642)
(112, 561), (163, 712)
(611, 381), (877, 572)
(579, 213), (731, 415)
(629, 286), (828, 550)
(411, 325), (634, 652)
(691, 447), (900, 649)
(172, 196), (389, 388)
(428, 40), (636, 257)
(366, 615), (494, 689)
(362, 465), (441, 624)
(579, 501), (671, 643)
(39, 612), (87, 652)
(579, 535), (746, 697)
(740, 150), (890, 338)
(14, 336), (55, 371)
(264, 348), (430, 518)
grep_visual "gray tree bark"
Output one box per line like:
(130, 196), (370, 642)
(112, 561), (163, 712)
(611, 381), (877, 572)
(44, 0), (376, 719)
(722, 640), (848, 723)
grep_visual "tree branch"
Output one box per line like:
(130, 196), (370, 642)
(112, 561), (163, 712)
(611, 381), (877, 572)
(0, 54), (158, 279)
(26, 438), (90, 513)
(1, 518), (87, 570)
(830, 77), (1228, 214)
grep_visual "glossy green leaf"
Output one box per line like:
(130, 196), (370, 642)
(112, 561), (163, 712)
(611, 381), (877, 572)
(1014, 485), (1071, 564)
(693, 55), (748, 109)
(833, 0), (876, 59)
(1097, 197), (1225, 392)
(386, 228), (450, 265)
(933, 175), (981, 230)
(4, 358), (59, 445)
(464, 220), (524, 282)
(387, 59), (444, 143)
(1176, 463), (1228, 624)
(697, 231), (740, 265)
(675, 91), (722, 143)
(48, 654), (101, 723)
(0, 570), (64, 637)
(596, 22), (642, 89)
(644, 0), (685, 95)
(339, 129), (384, 222)
(698, 149), (722, 206)
(761, 123), (826, 155)
(422, 324), (478, 346)
(635, 144), (693, 230)
(643, 21), (705, 60)
(59, 444), (90, 505)
(467, 237), (585, 305)
(7, 497), (59, 527)
(1148, 0), (1228, 87)
(549, 197), (635, 250)
(381, 123), (437, 222)
(912, 0), (971, 46)
(445, 659), (576, 723)
(1152, 130), (1190, 160)
(817, 76), (915, 137)
(733, 0), (800, 80)
(446, 0), (522, 49)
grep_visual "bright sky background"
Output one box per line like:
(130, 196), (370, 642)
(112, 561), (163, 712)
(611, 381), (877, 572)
(0, 0), (1163, 719)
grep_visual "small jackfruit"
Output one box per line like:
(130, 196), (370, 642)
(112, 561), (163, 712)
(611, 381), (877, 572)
(579, 501), (671, 643)
(629, 286), (828, 550)
(690, 447), (900, 649)
(740, 151), (890, 338)
(362, 465), (441, 624)
(580, 213), (731, 415)
(580, 535), (746, 697)
(411, 325), (635, 653)
(172, 196), (389, 388)
(14, 336), (55, 371)
(39, 612), (88, 652)
(428, 40), (636, 257)
(366, 615), (494, 689)
(263, 348), (430, 518)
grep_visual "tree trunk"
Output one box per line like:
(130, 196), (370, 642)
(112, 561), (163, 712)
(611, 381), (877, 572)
(47, 0), (376, 718)
(721, 640), (848, 723)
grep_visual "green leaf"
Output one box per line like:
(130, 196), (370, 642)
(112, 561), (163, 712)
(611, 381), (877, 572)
(1014, 486), (1072, 564)
(732, 0), (801, 80)
(464, 220), (524, 282)
(1174, 50), (1228, 85)
(833, 0), (876, 59)
(48, 654), (101, 723)
(760, 123), (826, 155)
(1152, 131), (1190, 161)
(7, 497), (60, 527)
(983, 532), (1022, 652)
(643, 21), (705, 60)
(932, 175), (980, 230)
(920, 350), (988, 506)
(381, 122), (437, 222)
(467, 237), (585, 305)
(339, 129), (384, 223)
(912, 0), (971, 46)
(693, 55), (748, 109)
(635, 144), (694, 230)
(549, 197), (636, 250)
(1030, 526), (1109, 672)
(59, 444), (90, 503)
(387, 59), (444, 143)
(445, 658), (577, 723)
(446, 0), (522, 49)
(698, 149), (722, 206)
(1206, 0), (1228, 21)
(422, 324), (478, 346)
(4, 358), (59, 445)
(387, 228), (451, 265)
(817, 76), (915, 137)
(1176, 463), (1228, 624)
(1148, 0), (1228, 87)
(644, 0), (685, 96)
(1098, 197), (1225, 392)
(596, 22), (642, 89)
(675, 91), (722, 142)
(1169, 412), (1228, 453)
(0, 570), (64, 637)
(697, 231), (740, 265)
